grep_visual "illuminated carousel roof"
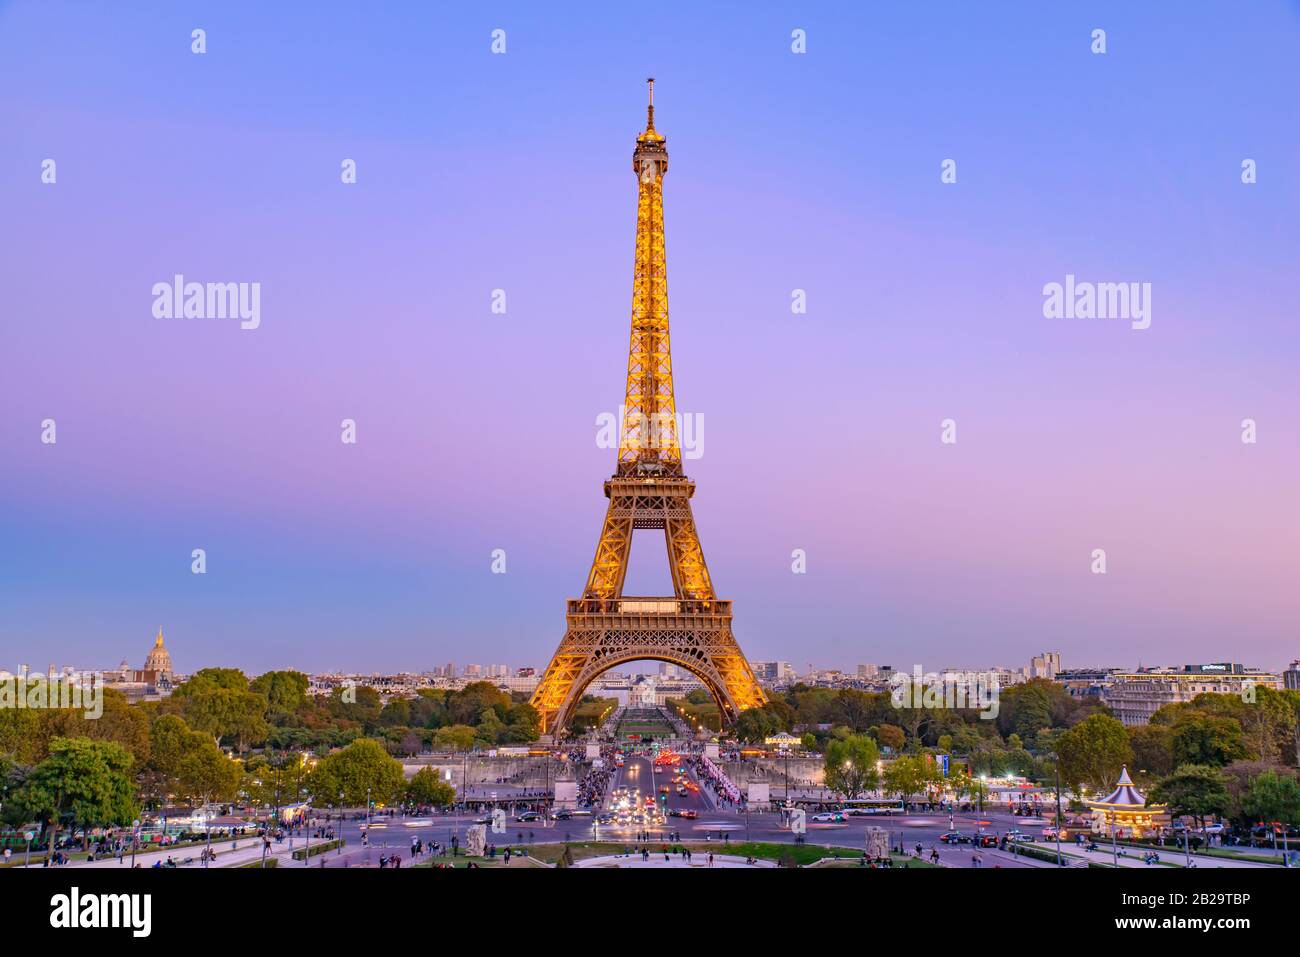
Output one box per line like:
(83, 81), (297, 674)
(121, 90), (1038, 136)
(1090, 765), (1156, 809)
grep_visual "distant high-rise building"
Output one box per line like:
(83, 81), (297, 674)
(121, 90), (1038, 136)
(857, 664), (879, 678)
(1029, 652), (1062, 680)
(517, 666), (536, 678)
(464, 664), (482, 677)
(1284, 660), (1300, 691)
(445, 662), (456, 678)
(750, 661), (795, 684)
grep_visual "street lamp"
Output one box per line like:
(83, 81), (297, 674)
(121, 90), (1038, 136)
(131, 819), (140, 868)
(1054, 755), (1063, 867)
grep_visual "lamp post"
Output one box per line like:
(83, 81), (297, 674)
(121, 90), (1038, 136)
(203, 795), (212, 868)
(1054, 756), (1063, 867)
(1111, 809), (1119, 867)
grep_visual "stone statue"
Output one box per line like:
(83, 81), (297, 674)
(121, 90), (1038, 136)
(465, 824), (487, 857)
(865, 826), (889, 860)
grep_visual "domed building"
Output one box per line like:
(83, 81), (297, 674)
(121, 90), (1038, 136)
(103, 628), (176, 702)
(144, 628), (173, 676)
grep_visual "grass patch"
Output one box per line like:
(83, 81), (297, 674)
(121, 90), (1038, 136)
(292, 839), (345, 860)
(413, 854), (544, 869)
(528, 840), (935, 868)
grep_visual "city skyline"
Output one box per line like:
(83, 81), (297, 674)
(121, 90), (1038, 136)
(4, 2), (1299, 674)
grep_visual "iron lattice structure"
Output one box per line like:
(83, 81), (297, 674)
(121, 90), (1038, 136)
(531, 81), (767, 737)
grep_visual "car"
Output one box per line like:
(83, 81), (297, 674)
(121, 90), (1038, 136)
(1006, 829), (1034, 842)
(1202, 823), (1225, 834)
(811, 812), (845, 823)
(516, 811), (543, 822)
(939, 831), (968, 844)
(668, 809), (698, 819)
(553, 810), (573, 820)
(977, 834), (998, 848)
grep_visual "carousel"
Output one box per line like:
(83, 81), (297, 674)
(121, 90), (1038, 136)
(1087, 765), (1168, 838)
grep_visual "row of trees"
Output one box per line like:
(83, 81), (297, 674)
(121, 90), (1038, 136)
(1, 728), (457, 853)
(163, 669), (541, 755)
(805, 682), (1300, 833)
(0, 669), (530, 851)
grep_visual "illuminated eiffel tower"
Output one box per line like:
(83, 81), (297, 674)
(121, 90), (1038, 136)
(531, 80), (767, 738)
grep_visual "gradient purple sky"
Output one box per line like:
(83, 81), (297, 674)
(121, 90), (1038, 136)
(2, 2), (1298, 675)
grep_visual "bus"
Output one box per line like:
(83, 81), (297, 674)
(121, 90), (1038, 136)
(777, 797), (905, 815)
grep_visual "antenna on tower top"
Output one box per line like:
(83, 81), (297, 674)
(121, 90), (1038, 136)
(642, 77), (658, 136)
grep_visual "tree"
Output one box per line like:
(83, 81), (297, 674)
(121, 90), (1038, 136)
(733, 707), (779, 745)
(504, 703), (541, 743)
(447, 682), (511, 727)
(1148, 764), (1230, 829)
(147, 714), (243, 806)
(244, 753), (308, 809)
(1126, 724), (1174, 779)
(1239, 770), (1300, 834)
(0, 706), (45, 764)
(176, 739), (244, 807)
(180, 679), (269, 753)
(889, 681), (931, 751)
(882, 756), (938, 804)
(250, 670), (309, 719)
(406, 767), (456, 806)
(307, 739), (406, 806)
(43, 689), (151, 769)
(409, 689), (449, 729)
(432, 725), (478, 752)
(0, 755), (31, 827)
(21, 738), (139, 856)
(1056, 714), (1132, 793)
(1171, 715), (1248, 768)
(875, 723), (906, 753)
(824, 735), (880, 800)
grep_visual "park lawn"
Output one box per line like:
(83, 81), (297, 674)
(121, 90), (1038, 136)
(813, 855), (937, 869)
(413, 854), (545, 869)
(1110, 839), (1283, 867)
(1170, 846), (1283, 866)
(528, 840), (924, 868)
(0, 835), (254, 868)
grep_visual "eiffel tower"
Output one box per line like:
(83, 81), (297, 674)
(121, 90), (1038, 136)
(531, 80), (767, 738)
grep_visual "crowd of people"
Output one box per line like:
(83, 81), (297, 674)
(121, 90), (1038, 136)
(577, 759), (614, 807)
